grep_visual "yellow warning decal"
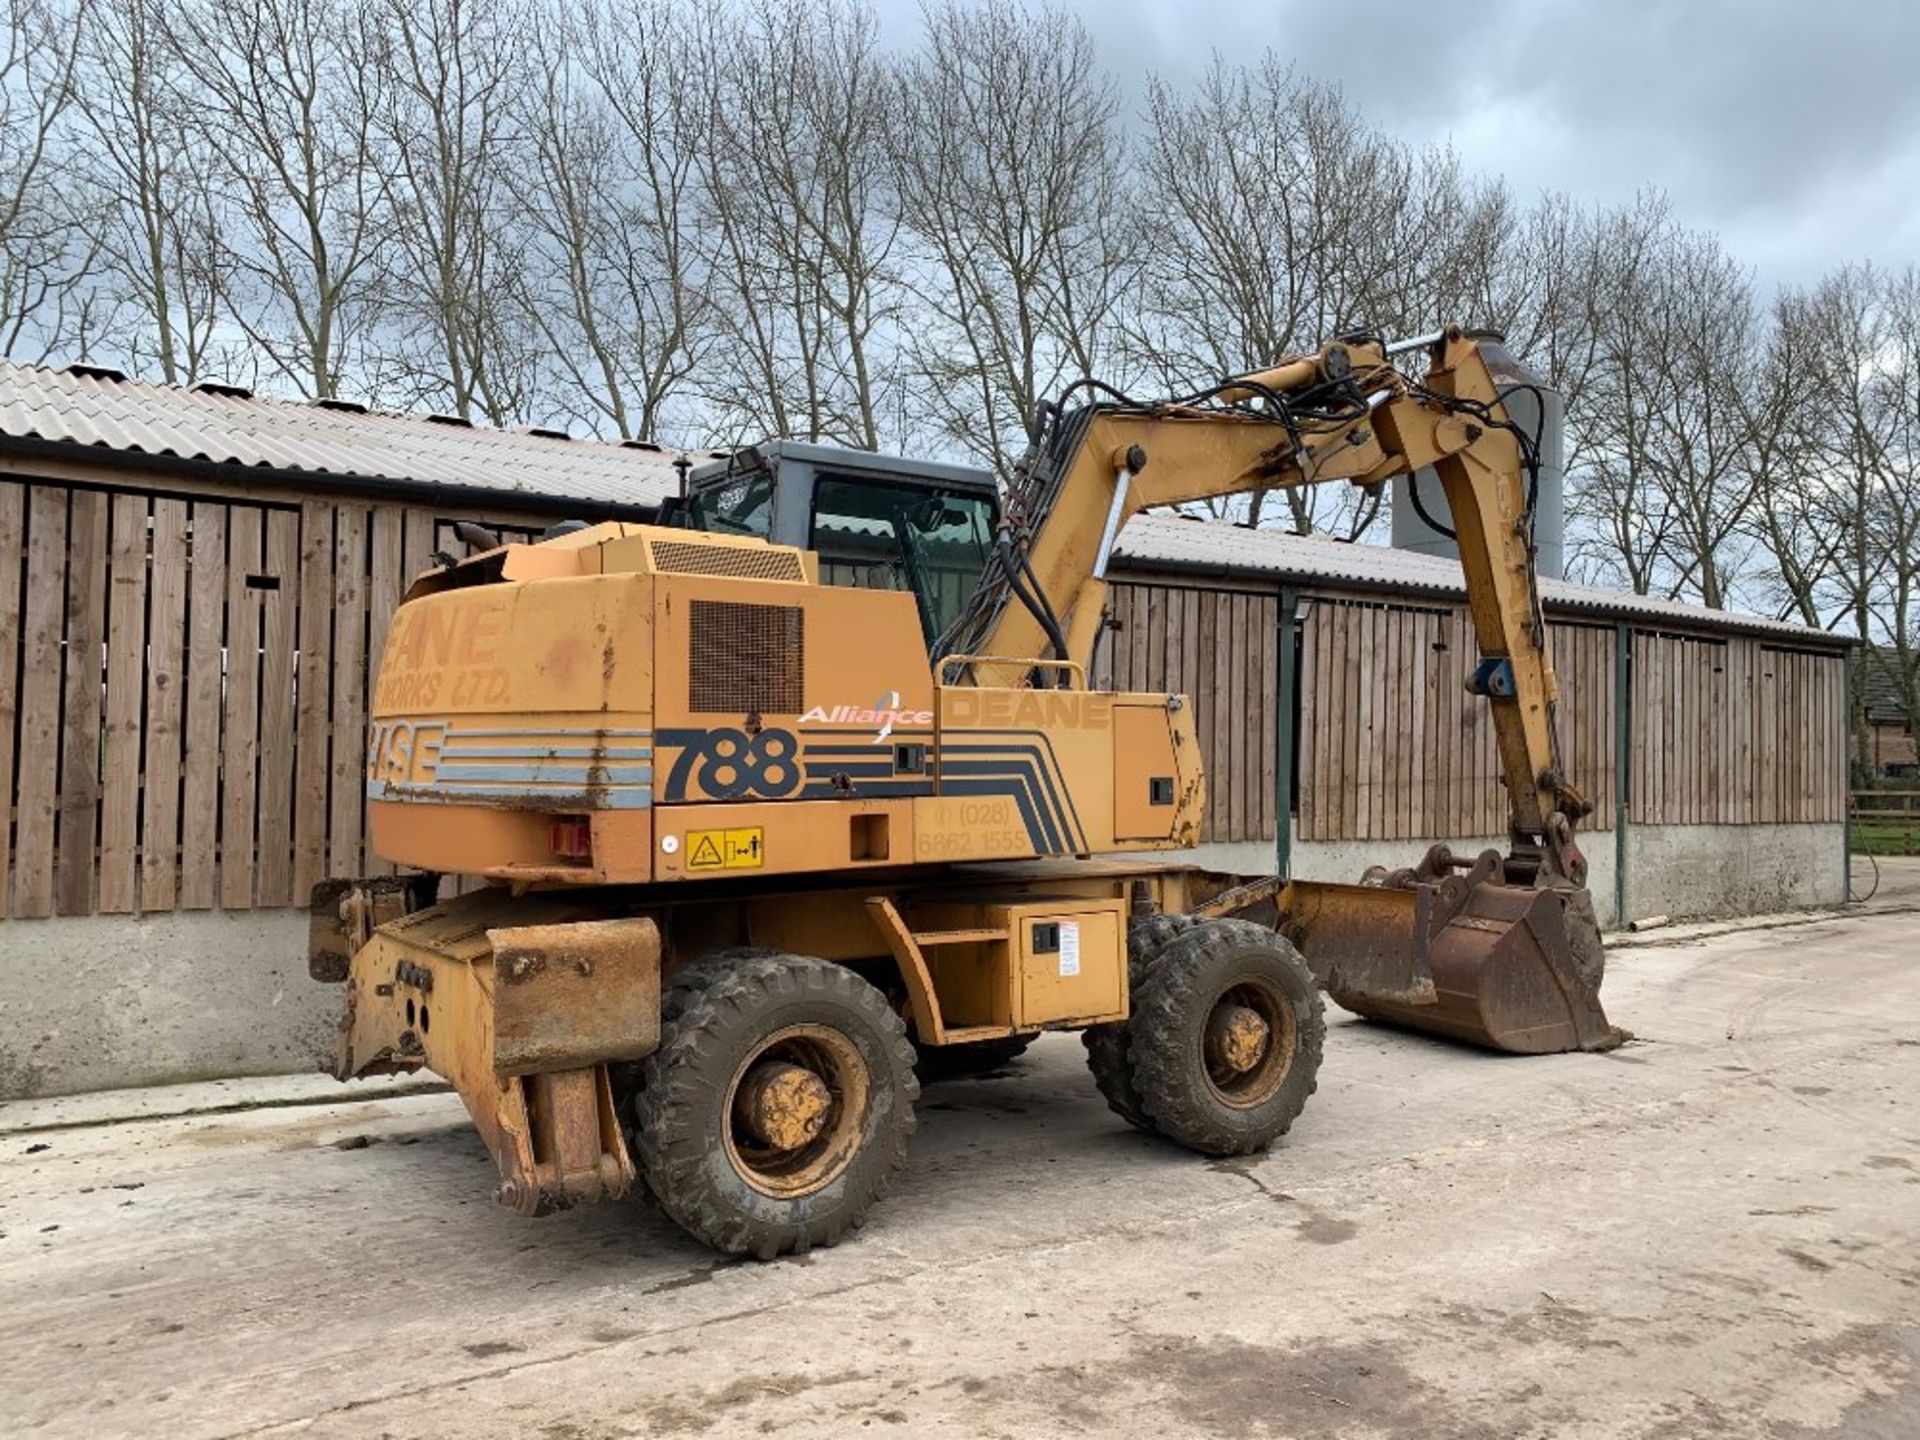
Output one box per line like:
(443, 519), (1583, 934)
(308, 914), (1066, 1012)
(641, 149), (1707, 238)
(686, 827), (765, 871)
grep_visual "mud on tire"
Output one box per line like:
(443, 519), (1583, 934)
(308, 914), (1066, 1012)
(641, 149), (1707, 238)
(634, 951), (918, 1259)
(1127, 918), (1324, 1157)
(1082, 913), (1197, 1132)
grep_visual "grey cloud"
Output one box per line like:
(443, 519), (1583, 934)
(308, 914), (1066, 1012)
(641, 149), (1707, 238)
(877, 0), (1920, 287)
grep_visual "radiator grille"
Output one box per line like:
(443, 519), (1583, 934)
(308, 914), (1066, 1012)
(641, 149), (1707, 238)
(650, 539), (805, 582)
(689, 600), (805, 714)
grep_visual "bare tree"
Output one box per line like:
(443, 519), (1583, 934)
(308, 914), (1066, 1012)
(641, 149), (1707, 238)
(1739, 291), (1829, 626)
(511, 0), (709, 442)
(1565, 195), (1759, 602)
(891, 0), (1136, 476)
(72, 0), (230, 384)
(163, 0), (391, 400)
(368, 0), (535, 424)
(1770, 265), (1920, 746)
(1482, 193), (1608, 470)
(694, 0), (900, 448)
(1862, 266), (1920, 757)
(0, 0), (100, 361)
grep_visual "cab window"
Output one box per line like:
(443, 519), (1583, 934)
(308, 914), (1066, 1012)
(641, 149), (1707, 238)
(696, 472), (774, 539)
(809, 475), (995, 644)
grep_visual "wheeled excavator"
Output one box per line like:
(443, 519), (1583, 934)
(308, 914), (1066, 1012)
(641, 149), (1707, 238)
(312, 328), (1623, 1257)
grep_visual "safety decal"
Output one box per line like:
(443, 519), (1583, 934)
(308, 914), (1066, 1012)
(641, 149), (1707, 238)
(685, 827), (765, 871)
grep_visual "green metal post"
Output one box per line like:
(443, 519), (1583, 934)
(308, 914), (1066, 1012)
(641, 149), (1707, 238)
(1842, 645), (1853, 906)
(1614, 622), (1631, 927)
(1276, 590), (1298, 879)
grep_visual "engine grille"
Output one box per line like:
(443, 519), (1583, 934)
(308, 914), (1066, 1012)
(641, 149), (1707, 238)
(688, 599), (805, 714)
(650, 539), (806, 583)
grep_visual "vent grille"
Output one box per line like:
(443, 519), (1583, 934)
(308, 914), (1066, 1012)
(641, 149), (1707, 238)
(689, 600), (805, 714)
(650, 539), (805, 583)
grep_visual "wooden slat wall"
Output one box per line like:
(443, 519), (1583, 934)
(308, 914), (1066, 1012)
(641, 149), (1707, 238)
(1294, 597), (1617, 842)
(0, 478), (1855, 916)
(0, 480), (553, 919)
(1102, 582), (1278, 845)
(1629, 633), (1846, 826)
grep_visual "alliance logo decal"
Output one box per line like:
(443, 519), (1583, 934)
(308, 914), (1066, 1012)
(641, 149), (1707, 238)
(800, 691), (933, 744)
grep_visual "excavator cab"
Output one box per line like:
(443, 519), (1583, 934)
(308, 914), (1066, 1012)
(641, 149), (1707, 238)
(678, 442), (999, 646)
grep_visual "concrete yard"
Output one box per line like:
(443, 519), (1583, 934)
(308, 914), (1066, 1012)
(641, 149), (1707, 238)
(1, 905), (1916, 1439)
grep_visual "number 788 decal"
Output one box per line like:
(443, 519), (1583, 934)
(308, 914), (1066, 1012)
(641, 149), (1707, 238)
(657, 728), (802, 800)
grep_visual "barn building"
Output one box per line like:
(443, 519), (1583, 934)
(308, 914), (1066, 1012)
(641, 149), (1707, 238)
(0, 362), (1850, 1097)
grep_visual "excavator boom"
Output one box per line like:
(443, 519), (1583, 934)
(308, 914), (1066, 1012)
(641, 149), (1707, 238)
(940, 328), (1620, 1052)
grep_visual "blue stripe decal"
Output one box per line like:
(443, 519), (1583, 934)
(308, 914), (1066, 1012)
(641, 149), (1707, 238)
(937, 778), (1051, 853)
(436, 746), (654, 760)
(939, 735), (1087, 850)
(436, 727), (654, 739)
(368, 780), (653, 810)
(940, 737), (1090, 852)
(939, 749), (1078, 852)
(433, 763), (654, 784)
(937, 760), (1065, 853)
(797, 781), (935, 799)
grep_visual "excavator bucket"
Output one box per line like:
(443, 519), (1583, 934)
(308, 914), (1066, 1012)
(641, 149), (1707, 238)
(1277, 846), (1624, 1055)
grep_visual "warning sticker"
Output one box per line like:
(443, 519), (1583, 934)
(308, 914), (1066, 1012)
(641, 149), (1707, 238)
(686, 827), (765, 871)
(1058, 920), (1081, 977)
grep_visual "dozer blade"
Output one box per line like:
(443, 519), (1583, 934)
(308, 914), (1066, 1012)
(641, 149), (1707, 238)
(1279, 868), (1624, 1055)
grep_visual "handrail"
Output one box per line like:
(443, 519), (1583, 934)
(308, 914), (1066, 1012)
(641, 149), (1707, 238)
(936, 653), (1086, 687)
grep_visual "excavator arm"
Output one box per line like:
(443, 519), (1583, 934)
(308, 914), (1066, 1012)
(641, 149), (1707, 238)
(941, 329), (1588, 886)
(939, 328), (1621, 1053)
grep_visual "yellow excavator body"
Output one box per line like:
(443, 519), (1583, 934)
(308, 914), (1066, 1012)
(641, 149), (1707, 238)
(314, 328), (1621, 1255)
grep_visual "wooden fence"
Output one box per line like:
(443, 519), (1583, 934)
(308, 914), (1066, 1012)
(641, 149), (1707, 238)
(0, 479), (545, 920)
(1103, 585), (1842, 847)
(0, 477), (1852, 918)
(1628, 632), (1846, 826)
(1296, 599), (1616, 842)
(1102, 581), (1279, 845)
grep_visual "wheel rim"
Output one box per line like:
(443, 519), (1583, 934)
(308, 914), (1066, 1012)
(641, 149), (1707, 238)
(723, 1024), (871, 1199)
(1201, 973), (1298, 1109)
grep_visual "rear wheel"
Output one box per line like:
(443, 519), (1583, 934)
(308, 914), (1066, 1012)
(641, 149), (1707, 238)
(1128, 919), (1323, 1156)
(914, 1033), (1034, 1082)
(1082, 914), (1196, 1132)
(634, 952), (917, 1258)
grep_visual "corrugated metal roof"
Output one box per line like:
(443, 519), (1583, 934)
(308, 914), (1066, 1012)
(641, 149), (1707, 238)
(0, 363), (1850, 648)
(1114, 512), (1847, 646)
(0, 360), (718, 510)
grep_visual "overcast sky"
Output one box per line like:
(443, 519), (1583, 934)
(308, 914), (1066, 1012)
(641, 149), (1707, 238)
(876, 0), (1920, 291)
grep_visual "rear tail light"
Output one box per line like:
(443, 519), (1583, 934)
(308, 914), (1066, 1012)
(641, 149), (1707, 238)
(548, 816), (593, 862)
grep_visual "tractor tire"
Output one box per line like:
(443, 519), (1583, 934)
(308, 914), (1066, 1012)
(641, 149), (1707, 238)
(633, 951), (918, 1259)
(914, 1033), (1034, 1082)
(1127, 918), (1324, 1157)
(1082, 913), (1198, 1132)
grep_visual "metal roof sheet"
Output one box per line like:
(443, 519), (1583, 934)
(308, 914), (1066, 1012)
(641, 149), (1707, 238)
(0, 360), (718, 511)
(1114, 512), (1847, 646)
(0, 365), (1848, 649)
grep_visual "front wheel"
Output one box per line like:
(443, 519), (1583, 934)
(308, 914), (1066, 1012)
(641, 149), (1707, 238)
(1083, 913), (1196, 1132)
(1128, 919), (1324, 1157)
(634, 952), (917, 1258)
